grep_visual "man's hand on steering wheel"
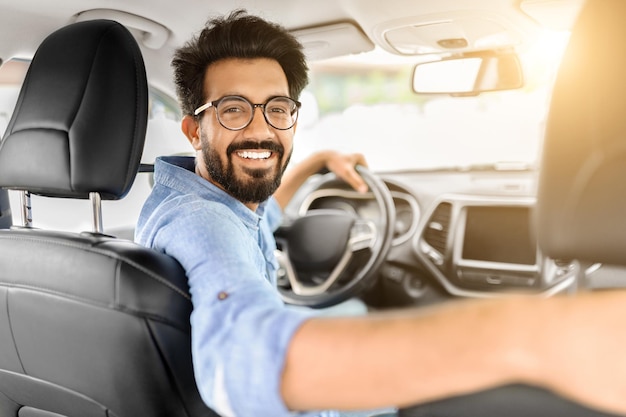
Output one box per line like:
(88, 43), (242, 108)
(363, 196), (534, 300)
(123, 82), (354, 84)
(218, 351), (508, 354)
(323, 151), (369, 194)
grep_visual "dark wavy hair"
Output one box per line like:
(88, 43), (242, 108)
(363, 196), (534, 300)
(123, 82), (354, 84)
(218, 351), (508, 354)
(172, 9), (309, 116)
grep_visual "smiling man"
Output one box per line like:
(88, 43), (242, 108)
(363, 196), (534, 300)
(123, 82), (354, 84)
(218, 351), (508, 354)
(135, 10), (373, 417)
(135, 9), (626, 417)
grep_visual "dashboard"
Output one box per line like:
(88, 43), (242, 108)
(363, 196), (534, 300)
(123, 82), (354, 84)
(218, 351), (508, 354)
(285, 168), (581, 308)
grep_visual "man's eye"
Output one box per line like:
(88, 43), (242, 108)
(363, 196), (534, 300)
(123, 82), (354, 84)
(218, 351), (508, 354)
(268, 106), (288, 114)
(222, 106), (246, 114)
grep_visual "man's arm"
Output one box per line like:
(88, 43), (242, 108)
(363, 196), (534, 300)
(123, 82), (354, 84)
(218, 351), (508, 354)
(273, 150), (368, 209)
(281, 291), (626, 414)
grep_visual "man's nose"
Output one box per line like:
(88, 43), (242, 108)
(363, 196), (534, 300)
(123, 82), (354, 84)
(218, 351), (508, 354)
(245, 106), (272, 133)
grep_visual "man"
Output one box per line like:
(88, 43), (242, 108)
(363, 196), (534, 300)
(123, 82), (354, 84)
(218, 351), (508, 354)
(136, 10), (626, 417)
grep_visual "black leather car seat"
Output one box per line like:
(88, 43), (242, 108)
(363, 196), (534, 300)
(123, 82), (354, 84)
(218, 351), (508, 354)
(535, 0), (626, 266)
(0, 19), (217, 417)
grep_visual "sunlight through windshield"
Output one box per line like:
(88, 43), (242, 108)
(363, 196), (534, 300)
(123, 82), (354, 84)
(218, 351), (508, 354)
(293, 30), (571, 172)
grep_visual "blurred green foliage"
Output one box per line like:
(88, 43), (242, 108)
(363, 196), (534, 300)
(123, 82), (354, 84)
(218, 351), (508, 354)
(308, 66), (431, 115)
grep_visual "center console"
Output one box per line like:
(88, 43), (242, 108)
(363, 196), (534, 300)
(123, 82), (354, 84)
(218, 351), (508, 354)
(415, 195), (575, 297)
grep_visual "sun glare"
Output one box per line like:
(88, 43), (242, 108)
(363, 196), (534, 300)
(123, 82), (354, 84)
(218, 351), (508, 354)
(520, 29), (572, 86)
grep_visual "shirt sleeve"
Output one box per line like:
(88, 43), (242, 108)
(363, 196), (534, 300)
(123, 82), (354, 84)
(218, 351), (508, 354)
(153, 199), (319, 417)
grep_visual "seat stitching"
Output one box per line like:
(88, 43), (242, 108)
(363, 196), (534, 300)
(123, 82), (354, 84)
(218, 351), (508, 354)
(0, 234), (191, 300)
(4, 289), (26, 374)
(0, 281), (189, 332)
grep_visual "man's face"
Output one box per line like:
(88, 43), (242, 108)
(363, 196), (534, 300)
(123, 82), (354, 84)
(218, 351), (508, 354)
(194, 57), (295, 204)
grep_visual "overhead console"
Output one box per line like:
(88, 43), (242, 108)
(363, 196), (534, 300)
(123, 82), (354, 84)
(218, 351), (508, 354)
(414, 195), (576, 298)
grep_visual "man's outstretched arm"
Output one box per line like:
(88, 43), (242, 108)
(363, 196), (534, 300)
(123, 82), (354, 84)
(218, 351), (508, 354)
(281, 291), (626, 414)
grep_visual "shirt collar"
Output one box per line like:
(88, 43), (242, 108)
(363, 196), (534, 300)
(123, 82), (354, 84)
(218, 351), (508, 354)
(154, 155), (268, 228)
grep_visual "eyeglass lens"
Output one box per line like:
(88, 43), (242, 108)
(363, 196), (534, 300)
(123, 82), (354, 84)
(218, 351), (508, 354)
(216, 96), (298, 130)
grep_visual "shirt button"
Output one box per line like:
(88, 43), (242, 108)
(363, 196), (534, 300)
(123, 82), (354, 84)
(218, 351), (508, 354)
(217, 291), (229, 301)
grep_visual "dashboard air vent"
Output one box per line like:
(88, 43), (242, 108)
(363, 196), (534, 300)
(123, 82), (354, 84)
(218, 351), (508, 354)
(423, 202), (452, 254)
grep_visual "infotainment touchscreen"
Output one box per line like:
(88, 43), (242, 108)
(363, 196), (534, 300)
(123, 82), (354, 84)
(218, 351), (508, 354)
(461, 206), (536, 265)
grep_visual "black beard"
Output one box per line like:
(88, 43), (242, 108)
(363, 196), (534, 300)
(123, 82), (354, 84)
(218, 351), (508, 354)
(201, 133), (292, 204)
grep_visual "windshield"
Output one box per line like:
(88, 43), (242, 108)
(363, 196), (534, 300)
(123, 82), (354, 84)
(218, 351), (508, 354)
(292, 30), (570, 172)
(0, 28), (569, 232)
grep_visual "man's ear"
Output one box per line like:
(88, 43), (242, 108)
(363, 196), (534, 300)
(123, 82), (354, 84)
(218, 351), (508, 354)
(181, 115), (202, 150)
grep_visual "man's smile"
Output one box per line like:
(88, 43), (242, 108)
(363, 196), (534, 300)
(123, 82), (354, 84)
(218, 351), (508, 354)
(237, 150), (272, 160)
(228, 140), (284, 169)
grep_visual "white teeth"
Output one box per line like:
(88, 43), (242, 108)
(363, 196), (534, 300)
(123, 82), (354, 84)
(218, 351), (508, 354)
(238, 151), (271, 159)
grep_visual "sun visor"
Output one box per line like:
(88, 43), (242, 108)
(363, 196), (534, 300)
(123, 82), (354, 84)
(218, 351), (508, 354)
(73, 9), (170, 49)
(292, 22), (374, 61)
(520, 0), (585, 30)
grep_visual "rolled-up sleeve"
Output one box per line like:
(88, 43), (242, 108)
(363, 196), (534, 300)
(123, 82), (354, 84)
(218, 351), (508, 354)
(154, 201), (316, 417)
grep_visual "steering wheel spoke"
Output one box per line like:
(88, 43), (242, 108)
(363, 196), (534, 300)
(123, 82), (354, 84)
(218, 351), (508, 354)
(349, 219), (378, 252)
(275, 247), (355, 297)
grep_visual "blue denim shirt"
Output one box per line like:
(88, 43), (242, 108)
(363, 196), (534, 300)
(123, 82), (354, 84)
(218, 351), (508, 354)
(135, 156), (337, 417)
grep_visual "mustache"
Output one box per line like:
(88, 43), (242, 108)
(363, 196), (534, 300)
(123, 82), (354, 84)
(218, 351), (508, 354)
(226, 140), (284, 157)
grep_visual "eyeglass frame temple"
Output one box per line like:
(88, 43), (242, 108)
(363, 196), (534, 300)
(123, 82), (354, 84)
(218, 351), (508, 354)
(194, 101), (214, 116)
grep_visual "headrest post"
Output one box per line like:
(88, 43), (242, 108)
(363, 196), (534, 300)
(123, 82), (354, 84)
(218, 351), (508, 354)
(20, 191), (32, 228)
(90, 192), (103, 234)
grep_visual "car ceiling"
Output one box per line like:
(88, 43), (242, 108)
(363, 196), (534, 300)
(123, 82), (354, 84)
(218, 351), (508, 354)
(0, 0), (584, 96)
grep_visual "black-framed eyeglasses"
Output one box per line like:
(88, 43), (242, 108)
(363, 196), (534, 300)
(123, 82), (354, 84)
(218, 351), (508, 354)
(193, 95), (301, 131)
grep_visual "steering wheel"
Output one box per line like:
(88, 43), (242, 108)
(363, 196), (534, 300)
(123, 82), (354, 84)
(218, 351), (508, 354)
(274, 166), (395, 308)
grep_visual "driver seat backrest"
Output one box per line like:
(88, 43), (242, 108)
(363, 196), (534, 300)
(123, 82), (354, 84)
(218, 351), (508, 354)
(0, 20), (217, 417)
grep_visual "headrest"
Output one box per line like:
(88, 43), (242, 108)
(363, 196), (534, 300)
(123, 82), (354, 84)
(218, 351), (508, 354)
(536, 0), (626, 265)
(0, 19), (148, 200)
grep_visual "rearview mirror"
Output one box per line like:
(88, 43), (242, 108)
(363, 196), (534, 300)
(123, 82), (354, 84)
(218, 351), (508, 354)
(412, 51), (524, 95)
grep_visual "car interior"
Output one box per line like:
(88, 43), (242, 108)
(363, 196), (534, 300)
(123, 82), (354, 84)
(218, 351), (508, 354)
(0, 0), (625, 416)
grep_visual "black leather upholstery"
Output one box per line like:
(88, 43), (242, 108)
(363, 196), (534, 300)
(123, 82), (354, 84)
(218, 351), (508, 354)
(536, 0), (626, 265)
(0, 20), (146, 200)
(0, 20), (217, 417)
